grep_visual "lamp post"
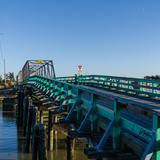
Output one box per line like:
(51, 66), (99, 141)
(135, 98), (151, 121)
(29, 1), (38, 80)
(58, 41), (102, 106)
(0, 33), (6, 83)
(3, 58), (6, 83)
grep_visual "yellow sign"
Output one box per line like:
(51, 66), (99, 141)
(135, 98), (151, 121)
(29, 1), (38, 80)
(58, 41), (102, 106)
(37, 60), (44, 64)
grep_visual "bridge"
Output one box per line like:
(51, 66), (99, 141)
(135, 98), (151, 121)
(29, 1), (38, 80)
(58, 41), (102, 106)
(16, 60), (160, 160)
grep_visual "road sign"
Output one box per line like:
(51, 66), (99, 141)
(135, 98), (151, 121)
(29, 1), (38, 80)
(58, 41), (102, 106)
(78, 65), (83, 74)
(37, 60), (44, 64)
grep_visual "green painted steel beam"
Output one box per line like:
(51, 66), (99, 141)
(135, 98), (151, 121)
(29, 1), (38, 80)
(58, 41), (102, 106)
(113, 99), (123, 149)
(153, 113), (160, 160)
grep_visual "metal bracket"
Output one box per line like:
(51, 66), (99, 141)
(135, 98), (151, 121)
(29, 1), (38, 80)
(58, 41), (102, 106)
(140, 137), (155, 160)
(95, 119), (115, 151)
(65, 99), (82, 121)
(77, 105), (94, 133)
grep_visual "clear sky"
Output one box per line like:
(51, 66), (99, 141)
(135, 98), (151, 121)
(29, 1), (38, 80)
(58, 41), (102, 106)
(0, 0), (160, 78)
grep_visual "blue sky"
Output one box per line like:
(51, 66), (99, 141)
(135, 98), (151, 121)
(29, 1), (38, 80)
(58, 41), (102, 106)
(0, 0), (160, 77)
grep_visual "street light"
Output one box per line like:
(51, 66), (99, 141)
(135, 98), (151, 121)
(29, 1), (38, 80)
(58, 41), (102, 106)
(0, 33), (6, 83)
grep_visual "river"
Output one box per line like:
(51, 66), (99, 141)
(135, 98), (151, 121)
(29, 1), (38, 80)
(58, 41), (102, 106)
(0, 106), (89, 160)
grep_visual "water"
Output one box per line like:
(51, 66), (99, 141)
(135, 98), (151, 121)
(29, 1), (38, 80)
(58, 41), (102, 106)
(47, 130), (89, 160)
(0, 111), (17, 153)
(0, 106), (32, 160)
(0, 106), (90, 160)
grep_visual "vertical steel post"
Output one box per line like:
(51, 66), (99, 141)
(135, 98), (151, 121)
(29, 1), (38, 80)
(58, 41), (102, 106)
(76, 89), (82, 121)
(77, 106), (82, 121)
(153, 113), (160, 160)
(113, 99), (123, 149)
(50, 60), (56, 78)
(47, 64), (50, 78)
(90, 94), (97, 132)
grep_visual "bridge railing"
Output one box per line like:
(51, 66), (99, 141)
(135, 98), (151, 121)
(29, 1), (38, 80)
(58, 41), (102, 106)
(26, 75), (160, 159)
(56, 75), (160, 100)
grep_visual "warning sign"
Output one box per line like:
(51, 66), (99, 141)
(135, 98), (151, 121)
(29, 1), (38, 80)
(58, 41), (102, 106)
(77, 65), (83, 74)
(37, 60), (44, 64)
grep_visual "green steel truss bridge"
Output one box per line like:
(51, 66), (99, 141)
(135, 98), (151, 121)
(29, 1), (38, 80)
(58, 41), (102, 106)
(17, 60), (160, 160)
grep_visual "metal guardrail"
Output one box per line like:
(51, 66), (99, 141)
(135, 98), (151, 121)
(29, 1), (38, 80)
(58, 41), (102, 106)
(26, 75), (160, 159)
(56, 75), (160, 100)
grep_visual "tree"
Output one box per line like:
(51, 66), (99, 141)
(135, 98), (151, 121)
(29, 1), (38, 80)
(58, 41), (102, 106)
(0, 75), (2, 83)
(5, 72), (15, 81)
(144, 75), (160, 80)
